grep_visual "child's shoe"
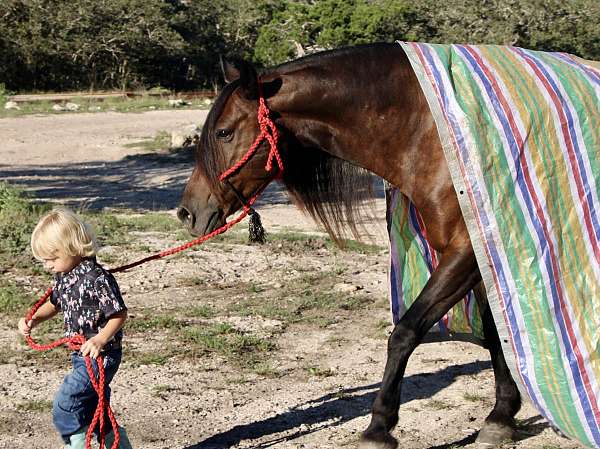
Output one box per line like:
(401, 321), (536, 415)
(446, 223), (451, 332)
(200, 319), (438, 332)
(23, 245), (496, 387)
(67, 426), (88, 449)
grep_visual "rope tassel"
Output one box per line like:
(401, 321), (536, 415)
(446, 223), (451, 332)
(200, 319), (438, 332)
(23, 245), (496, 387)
(248, 208), (266, 244)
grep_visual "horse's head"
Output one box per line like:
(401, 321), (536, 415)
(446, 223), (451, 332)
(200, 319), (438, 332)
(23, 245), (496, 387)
(178, 61), (282, 236)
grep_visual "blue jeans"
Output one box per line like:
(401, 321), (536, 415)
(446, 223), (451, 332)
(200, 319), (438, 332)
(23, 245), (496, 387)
(53, 349), (122, 443)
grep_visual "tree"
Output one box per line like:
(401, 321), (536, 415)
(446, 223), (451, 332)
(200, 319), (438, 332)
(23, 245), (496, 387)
(418, 0), (600, 60)
(253, 0), (425, 66)
(1, 0), (597, 92)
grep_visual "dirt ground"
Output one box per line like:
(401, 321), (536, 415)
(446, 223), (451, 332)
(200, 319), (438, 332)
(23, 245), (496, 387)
(0, 110), (581, 449)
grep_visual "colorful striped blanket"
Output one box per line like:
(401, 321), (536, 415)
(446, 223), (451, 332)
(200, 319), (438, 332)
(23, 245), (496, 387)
(388, 42), (600, 447)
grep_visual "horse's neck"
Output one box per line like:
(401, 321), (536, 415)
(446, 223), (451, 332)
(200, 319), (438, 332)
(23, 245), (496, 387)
(268, 48), (435, 189)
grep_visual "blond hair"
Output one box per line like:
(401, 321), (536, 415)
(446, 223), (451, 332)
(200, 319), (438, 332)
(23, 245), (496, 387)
(31, 207), (98, 260)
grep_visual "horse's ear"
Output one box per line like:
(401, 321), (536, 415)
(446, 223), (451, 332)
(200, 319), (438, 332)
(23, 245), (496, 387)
(221, 57), (240, 84)
(261, 77), (283, 99)
(221, 58), (259, 99)
(237, 61), (259, 100)
(221, 57), (281, 100)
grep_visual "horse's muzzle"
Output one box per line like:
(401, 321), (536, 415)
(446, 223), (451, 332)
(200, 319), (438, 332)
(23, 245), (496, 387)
(177, 206), (195, 230)
(177, 204), (223, 237)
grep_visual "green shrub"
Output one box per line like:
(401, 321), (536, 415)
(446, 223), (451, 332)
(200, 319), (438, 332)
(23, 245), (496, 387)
(0, 183), (50, 269)
(0, 279), (31, 316)
(0, 83), (7, 105)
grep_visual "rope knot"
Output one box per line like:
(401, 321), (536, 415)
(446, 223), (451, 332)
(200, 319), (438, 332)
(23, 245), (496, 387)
(218, 95), (282, 182)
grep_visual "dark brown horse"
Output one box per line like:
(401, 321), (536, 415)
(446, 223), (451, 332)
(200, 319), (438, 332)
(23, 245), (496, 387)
(178, 43), (521, 449)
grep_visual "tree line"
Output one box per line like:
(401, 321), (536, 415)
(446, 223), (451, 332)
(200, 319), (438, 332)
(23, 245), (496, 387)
(1, 0), (598, 93)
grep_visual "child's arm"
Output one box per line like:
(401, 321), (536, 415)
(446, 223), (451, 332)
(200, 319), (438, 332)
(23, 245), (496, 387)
(18, 301), (59, 336)
(80, 310), (128, 359)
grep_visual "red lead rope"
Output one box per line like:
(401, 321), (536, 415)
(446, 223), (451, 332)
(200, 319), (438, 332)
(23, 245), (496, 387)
(25, 292), (121, 449)
(24, 94), (281, 449)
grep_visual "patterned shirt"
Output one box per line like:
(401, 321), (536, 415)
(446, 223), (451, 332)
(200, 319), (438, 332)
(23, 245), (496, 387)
(50, 258), (127, 349)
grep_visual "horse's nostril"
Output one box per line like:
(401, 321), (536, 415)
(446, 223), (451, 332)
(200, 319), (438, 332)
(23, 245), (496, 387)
(177, 206), (194, 227)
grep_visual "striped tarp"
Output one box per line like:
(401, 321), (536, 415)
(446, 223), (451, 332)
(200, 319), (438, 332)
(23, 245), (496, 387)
(394, 42), (600, 447)
(387, 186), (484, 343)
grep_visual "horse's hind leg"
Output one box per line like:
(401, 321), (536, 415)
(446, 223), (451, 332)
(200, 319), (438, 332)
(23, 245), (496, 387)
(474, 283), (521, 446)
(359, 245), (482, 449)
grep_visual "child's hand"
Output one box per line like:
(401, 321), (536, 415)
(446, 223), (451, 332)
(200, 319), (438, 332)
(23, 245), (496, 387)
(80, 335), (105, 359)
(18, 317), (35, 337)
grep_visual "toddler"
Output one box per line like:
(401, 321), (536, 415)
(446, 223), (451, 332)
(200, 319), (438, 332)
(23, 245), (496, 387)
(18, 207), (133, 449)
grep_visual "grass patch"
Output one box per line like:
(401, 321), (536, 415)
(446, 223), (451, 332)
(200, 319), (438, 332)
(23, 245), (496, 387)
(83, 211), (181, 246)
(1, 346), (69, 368)
(227, 270), (371, 326)
(463, 392), (487, 402)
(152, 384), (180, 399)
(252, 361), (283, 378)
(0, 280), (32, 317)
(188, 305), (217, 318)
(311, 317), (339, 328)
(207, 231), (252, 246)
(16, 399), (53, 412)
(426, 399), (453, 410)
(181, 322), (275, 368)
(126, 349), (172, 367)
(0, 182), (51, 270)
(179, 276), (208, 287)
(267, 230), (384, 255)
(108, 212), (180, 232)
(372, 319), (392, 339)
(304, 365), (335, 377)
(0, 94), (209, 118)
(126, 314), (182, 332)
(124, 130), (171, 152)
(202, 228), (384, 255)
(0, 83), (8, 105)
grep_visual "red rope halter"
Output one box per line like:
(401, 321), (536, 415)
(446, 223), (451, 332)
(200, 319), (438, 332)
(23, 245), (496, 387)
(219, 96), (282, 182)
(24, 94), (281, 449)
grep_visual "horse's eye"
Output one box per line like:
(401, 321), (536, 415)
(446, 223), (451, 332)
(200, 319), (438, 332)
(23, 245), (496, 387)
(216, 128), (233, 140)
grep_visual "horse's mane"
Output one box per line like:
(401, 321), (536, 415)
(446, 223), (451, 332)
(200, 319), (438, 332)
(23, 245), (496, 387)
(198, 48), (379, 243)
(279, 133), (375, 244)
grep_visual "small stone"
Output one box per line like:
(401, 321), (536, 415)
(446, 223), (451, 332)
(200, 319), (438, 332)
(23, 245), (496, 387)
(168, 99), (188, 107)
(4, 101), (19, 110)
(333, 282), (361, 293)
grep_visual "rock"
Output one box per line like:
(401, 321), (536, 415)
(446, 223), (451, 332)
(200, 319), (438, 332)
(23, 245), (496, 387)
(4, 101), (19, 110)
(203, 98), (212, 106)
(333, 282), (361, 293)
(52, 104), (66, 111)
(168, 99), (189, 107)
(171, 124), (200, 149)
(65, 102), (80, 111)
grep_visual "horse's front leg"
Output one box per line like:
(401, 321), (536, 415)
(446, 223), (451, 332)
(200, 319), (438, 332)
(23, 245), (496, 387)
(359, 246), (481, 449)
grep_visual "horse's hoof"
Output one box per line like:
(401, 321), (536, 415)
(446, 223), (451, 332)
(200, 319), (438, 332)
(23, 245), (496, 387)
(358, 431), (398, 449)
(476, 421), (516, 447)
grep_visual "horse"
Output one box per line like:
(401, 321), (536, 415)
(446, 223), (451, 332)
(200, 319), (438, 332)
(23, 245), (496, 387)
(177, 42), (521, 449)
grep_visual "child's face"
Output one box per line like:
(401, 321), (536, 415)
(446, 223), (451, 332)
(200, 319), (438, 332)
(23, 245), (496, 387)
(42, 252), (82, 274)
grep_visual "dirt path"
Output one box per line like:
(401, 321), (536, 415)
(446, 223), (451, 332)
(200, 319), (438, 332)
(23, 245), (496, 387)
(0, 111), (579, 449)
